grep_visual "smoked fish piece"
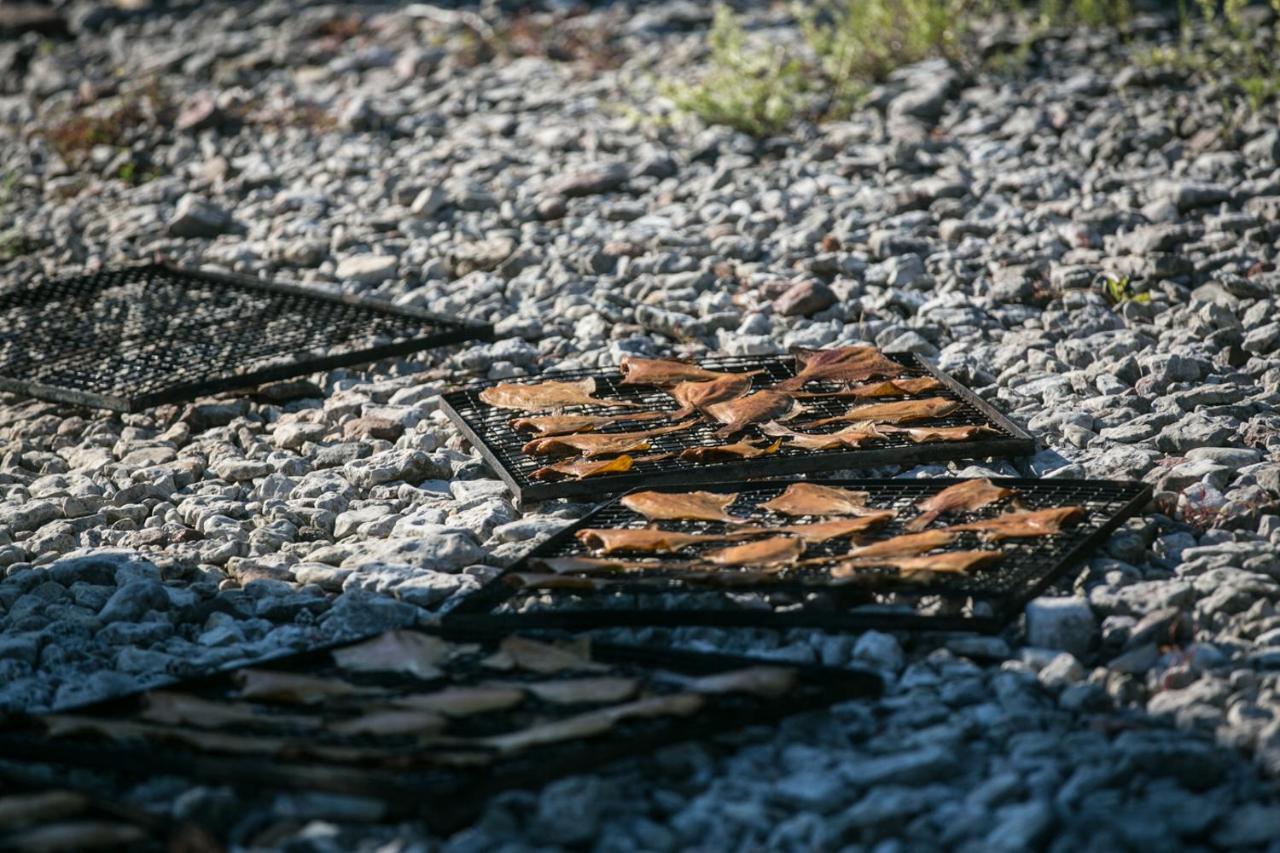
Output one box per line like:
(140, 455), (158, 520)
(773, 513), (896, 542)
(792, 376), (943, 399)
(760, 421), (888, 451)
(759, 483), (874, 517)
(948, 506), (1085, 541)
(522, 420), (696, 457)
(906, 479), (1017, 531)
(621, 490), (747, 524)
(679, 438), (782, 463)
(843, 529), (957, 559)
(704, 536), (806, 566)
(668, 373), (757, 419)
(511, 412), (667, 436)
(775, 345), (904, 390)
(530, 455), (634, 481)
(576, 527), (758, 555)
(832, 550), (1003, 579)
(802, 397), (959, 428)
(705, 390), (804, 436)
(479, 378), (642, 411)
(620, 357), (760, 386)
(894, 425), (996, 444)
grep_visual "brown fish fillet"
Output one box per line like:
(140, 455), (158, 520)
(705, 390), (804, 436)
(523, 421), (696, 457)
(576, 527), (757, 555)
(844, 529), (957, 559)
(759, 483), (873, 516)
(481, 694), (704, 754)
(331, 630), (452, 680)
(621, 490), (747, 523)
(895, 425), (997, 444)
(760, 421), (889, 451)
(832, 549), (1002, 579)
(481, 635), (605, 674)
(775, 345), (904, 390)
(668, 373), (757, 419)
(512, 412), (667, 436)
(704, 536), (806, 566)
(479, 377), (641, 411)
(524, 677), (641, 704)
(948, 506), (1085, 540)
(773, 513), (896, 542)
(530, 455), (634, 481)
(234, 670), (381, 704)
(620, 357), (760, 386)
(679, 438), (782, 463)
(793, 377), (943, 399)
(905, 479), (1017, 532)
(802, 397), (959, 428)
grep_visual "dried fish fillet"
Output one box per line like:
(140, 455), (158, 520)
(773, 513), (896, 542)
(683, 667), (797, 697)
(621, 490), (747, 524)
(576, 528), (755, 555)
(705, 390), (804, 436)
(481, 694), (705, 754)
(531, 455), (634, 481)
(832, 550), (1002, 579)
(844, 529), (956, 559)
(331, 709), (446, 738)
(394, 687), (526, 717)
(803, 396), (959, 428)
(895, 425), (996, 443)
(792, 376), (944, 399)
(760, 421), (888, 451)
(141, 692), (312, 730)
(523, 677), (640, 704)
(620, 357), (760, 386)
(669, 373), (757, 418)
(948, 506), (1085, 540)
(481, 635), (606, 674)
(705, 536), (805, 566)
(0, 791), (88, 827)
(479, 378), (640, 412)
(41, 716), (373, 764)
(235, 670), (379, 705)
(331, 630), (451, 680)
(775, 345), (904, 390)
(512, 412), (667, 436)
(759, 483), (873, 517)
(522, 420), (696, 457)
(679, 438), (782, 463)
(906, 479), (1017, 532)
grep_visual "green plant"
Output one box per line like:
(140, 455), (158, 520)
(664, 6), (809, 137)
(0, 230), (32, 261)
(1103, 275), (1150, 305)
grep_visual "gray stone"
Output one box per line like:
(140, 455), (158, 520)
(168, 194), (232, 238)
(1025, 597), (1096, 657)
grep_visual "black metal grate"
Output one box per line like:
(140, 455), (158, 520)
(0, 262), (491, 411)
(444, 478), (1152, 634)
(0, 628), (880, 834)
(439, 354), (1035, 505)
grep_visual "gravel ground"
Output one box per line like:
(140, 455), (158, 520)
(3, 1), (1280, 849)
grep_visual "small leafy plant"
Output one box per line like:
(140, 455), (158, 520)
(664, 7), (810, 137)
(1102, 275), (1151, 306)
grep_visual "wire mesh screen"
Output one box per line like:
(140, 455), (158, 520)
(0, 628), (879, 833)
(439, 354), (1035, 504)
(0, 263), (490, 411)
(444, 478), (1152, 633)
